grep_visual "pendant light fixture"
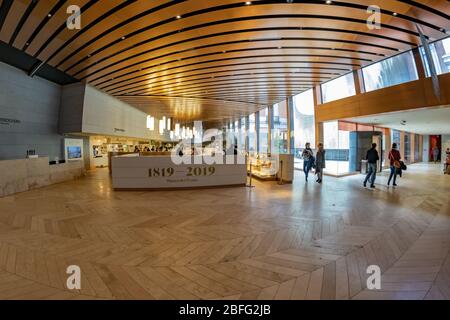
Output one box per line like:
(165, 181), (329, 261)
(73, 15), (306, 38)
(159, 119), (165, 134)
(146, 115), (155, 131)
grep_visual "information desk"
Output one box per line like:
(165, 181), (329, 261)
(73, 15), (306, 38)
(111, 155), (247, 190)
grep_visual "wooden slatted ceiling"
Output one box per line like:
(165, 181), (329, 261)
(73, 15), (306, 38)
(0, 0), (449, 123)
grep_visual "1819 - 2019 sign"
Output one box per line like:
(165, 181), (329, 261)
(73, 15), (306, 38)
(148, 166), (216, 178)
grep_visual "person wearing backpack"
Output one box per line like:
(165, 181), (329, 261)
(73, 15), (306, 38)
(301, 142), (314, 181)
(363, 143), (379, 188)
(388, 143), (401, 186)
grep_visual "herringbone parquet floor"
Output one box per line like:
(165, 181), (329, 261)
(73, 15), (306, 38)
(0, 163), (448, 300)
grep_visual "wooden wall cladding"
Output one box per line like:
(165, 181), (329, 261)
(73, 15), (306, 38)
(316, 72), (450, 122)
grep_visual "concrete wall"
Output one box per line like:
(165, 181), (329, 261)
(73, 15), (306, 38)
(0, 62), (64, 161)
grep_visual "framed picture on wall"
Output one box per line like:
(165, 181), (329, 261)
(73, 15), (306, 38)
(64, 138), (84, 161)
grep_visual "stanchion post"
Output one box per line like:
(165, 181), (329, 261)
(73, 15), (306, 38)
(247, 161), (255, 188)
(278, 160), (284, 185)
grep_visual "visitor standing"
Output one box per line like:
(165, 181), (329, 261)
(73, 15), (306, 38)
(301, 142), (314, 182)
(315, 143), (326, 184)
(432, 145), (440, 163)
(363, 143), (379, 188)
(388, 143), (401, 186)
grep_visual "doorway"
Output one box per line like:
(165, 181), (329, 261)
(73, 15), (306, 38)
(429, 135), (442, 163)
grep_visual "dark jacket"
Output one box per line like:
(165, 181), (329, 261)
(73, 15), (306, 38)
(366, 148), (379, 164)
(315, 149), (326, 169)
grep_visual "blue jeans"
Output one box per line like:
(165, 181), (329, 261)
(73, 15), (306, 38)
(303, 159), (313, 178)
(364, 163), (377, 185)
(388, 166), (398, 185)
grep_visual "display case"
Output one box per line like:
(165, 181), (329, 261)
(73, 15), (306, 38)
(247, 153), (294, 182)
(247, 153), (278, 180)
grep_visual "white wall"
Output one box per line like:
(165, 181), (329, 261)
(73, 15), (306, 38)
(60, 84), (171, 141)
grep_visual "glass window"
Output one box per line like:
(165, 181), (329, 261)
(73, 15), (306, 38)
(323, 121), (351, 175)
(404, 132), (411, 163)
(271, 101), (288, 154)
(414, 134), (420, 162)
(421, 37), (450, 76)
(233, 120), (238, 147)
(248, 114), (256, 153)
(258, 108), (269, 154)
(321, 72), (356, 103)
(362, 51), (418, 92)
(392, 129), (401, 152)
(292, 89), (316, 169)
(238, 118), (246, 151)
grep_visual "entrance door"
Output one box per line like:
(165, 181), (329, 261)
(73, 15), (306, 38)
(372, 135), (382, 172)
(429, 135), (442, 162)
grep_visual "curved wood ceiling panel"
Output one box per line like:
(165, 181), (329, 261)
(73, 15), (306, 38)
(0, 0), (449, 122)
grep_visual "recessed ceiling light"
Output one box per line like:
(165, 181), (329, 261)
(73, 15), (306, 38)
(326, 0), (332, 4)
(121, 36), (126, 40)
(393, 12), (398, 16)
(47, 13), (52, 18)
(245, 1), (252, 5)
(176, 15), (181, 19)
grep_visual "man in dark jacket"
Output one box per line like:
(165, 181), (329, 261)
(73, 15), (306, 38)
(363, 143), (379, 188)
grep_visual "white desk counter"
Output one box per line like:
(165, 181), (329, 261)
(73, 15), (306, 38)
(111, 155), (247, 190)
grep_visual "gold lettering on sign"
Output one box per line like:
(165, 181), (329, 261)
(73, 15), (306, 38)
(148, 167), (216, 178)
(149, 168), (175, 177)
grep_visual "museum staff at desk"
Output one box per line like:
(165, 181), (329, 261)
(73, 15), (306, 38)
(111, 153), (247, 190)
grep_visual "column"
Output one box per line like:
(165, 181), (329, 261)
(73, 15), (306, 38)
(313, 85), (324, 146)
(287, 97), (295, 155)
(255, 111), (260, 153)
(353, 69), (365, 94)
(412, 47), (427, 79)
(268, 105), (273, 154)
(244, 115), (249, 153)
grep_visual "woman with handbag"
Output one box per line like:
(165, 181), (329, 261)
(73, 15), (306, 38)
(301, 142), (314, 182)
(388, 143), (401, 186)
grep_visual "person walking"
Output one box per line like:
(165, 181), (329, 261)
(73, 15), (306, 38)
(315, 143), (326, 184)
(301, 142), (314, 181)
(432, 145), (440, 163)
(363, 143), (379, 188)
(388, 143), (401, 186)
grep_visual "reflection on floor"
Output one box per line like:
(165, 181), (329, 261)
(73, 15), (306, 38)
(0, 163), (448, 300)
(294, 159), (350, 175)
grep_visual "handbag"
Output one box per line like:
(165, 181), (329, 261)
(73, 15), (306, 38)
(400, 161), (407, 171)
